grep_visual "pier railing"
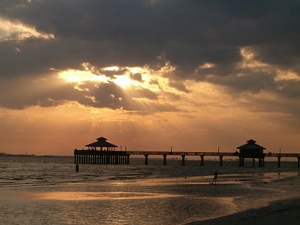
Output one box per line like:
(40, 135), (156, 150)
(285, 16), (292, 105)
(127, 151), (238, 156)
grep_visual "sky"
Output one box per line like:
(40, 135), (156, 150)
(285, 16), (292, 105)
(0, 0), (300, 155)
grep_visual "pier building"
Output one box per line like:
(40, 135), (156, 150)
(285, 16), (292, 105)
(237, 139), (265, 167)
(74, 137), (130, 165)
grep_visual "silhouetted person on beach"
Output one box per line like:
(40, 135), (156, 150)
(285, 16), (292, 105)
(76, 164), (79, 172)
(212, 172), (218, 184)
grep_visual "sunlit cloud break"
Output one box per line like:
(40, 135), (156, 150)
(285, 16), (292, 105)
(0, 17), (54, 42)
(58, 62), (180, 95)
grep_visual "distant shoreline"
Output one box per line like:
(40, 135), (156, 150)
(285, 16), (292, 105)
(0, 153), (71, 157)
(0, 152), (35, 157)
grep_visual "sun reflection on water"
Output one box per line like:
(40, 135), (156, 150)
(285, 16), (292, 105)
(29, 191), (180, 201)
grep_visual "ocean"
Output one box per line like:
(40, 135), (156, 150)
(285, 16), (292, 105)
(0, 156), (299, 225)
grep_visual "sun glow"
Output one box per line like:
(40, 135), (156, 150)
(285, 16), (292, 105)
(103, 66), (120, 71)
(57, 62), (181, 97)
(113, 75), (139, 88)
(58, 68), (141, 89)
(58, 70), (109, 83)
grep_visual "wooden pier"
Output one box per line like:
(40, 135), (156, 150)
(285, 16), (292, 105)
(74, 149), (300, 168)
(74, 138), (300, 168)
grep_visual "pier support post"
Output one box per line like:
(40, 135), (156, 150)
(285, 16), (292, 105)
(163, 154), (167, 165)
(239, 157), (244, 167)
(277, 156), (281, 168)
(126, 154), (130, 164)
(181, 155), (185, 166)
(74, 149), (77, 164)
(258, 158), (264, 167)
(219, 155), (223, 166)
(298, 157), (300, 168)
(200, 155), (204, 166)
(144, 154), (149, 165)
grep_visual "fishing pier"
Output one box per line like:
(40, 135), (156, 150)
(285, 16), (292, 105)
(74, 138), (300, 168)
(74, 137), (130, 165)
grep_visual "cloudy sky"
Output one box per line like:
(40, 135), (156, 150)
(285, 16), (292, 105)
(1, 0), (300, 155)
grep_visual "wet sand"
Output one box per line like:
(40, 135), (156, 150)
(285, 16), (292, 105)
(188, 198), (300, 225)
(188, 172), (300, 225)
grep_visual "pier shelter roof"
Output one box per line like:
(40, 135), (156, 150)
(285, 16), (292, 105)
(237, 139), (266, 151)
(237, 139), (265, 158)
(86, 137), (118, 151)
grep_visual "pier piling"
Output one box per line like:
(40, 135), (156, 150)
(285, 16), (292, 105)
(200, 155), (204, 166)
(181, 155), (185, 166)
(163, 154), (167, 165)
(145, 154), (149, 165)
(277, 156), (281, 168)
(219, 155), (223, 166)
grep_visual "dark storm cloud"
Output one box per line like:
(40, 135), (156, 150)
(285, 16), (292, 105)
(2, 0), (299, 73)
(0, 0), (300, 110)
(207, 71), (277, 94)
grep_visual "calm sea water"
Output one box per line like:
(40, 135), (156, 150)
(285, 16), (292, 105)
(0, 156), (299, 225)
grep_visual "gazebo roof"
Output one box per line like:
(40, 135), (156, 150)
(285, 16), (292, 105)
(237, 139), (265, 150)
(86, 137), (118, 148)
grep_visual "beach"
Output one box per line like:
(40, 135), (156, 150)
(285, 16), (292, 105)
(188, 198), (300, 225)
(188, 171), (300, 225)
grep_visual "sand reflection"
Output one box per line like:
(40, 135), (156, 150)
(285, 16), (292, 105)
(30, 191), (180, 201)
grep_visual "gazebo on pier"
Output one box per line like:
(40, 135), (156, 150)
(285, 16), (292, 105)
(74, 137), (130, 165)
(237, 139), (265, 167)
(86, 137), (118, 151)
